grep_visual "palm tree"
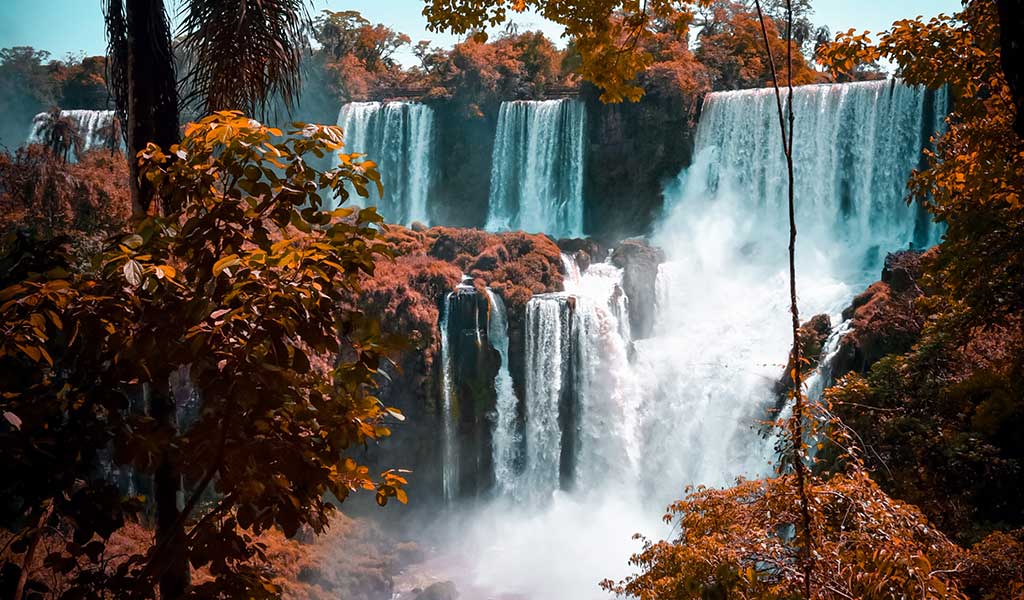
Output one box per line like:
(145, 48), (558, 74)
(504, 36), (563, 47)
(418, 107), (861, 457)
(103, 0), (309, 217)
(102, 3), (311, 598)
(34, 109), (84, 163)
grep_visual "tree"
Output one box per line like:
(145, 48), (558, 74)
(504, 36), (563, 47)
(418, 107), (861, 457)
(0, 113), (407, 599)
(0, 47), (58, 149)
(32, 110), (84, 164)
(424, 0), (705, 102)
(102, 3), (314, 595)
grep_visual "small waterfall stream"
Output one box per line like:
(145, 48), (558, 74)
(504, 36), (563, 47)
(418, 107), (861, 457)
(486, 99), (586, 237)
(487, 289), (519, 495)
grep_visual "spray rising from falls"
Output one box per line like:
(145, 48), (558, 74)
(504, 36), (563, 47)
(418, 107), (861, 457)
(486, 100), (586, 237)
(335, 102), (435, 225)
(27, 110), (118, 157)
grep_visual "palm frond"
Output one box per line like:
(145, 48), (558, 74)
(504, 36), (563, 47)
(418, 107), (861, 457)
(177, 0), (312, 119)
(103, 0), (130, 145)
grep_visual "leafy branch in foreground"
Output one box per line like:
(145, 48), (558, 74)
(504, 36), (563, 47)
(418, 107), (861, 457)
(0, 112), (407, 598)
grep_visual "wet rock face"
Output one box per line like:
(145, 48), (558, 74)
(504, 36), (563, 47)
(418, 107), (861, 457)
(445, 285), (501, 498)
(610, 238), (666, 340)
(411, 581), (459, 600)
(774, 313), (833, 397)
(833, 251), (926, 378)
(557, 237), (604, 272)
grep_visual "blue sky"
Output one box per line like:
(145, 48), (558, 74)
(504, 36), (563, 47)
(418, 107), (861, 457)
(1, 0), (961, 66)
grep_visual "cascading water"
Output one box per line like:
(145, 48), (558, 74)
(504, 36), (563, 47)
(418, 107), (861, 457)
(439, 287), (458, 504)
(487, 289), (519, 495)
(27, 109), (117, 157)
(496, 254), (637, 501)
(486, 100), (586, 237)
(430, 80), (949, 599)
(335, 101), (434, 225)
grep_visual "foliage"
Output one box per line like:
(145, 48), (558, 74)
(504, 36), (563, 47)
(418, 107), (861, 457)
(602, 469), (968, 599)
(813, 0), (1024, 542)
(696, 1), (820, 90)
(313, 10), (411, 72)
(31, 110), (84, 163)
(422, 0), (709, 102)
(0, 146), (131, 243)
(0, 113), (407, 597)
(177, 0), (311, 117)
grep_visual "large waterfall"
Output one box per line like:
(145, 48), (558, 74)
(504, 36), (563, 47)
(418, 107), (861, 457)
(433, 80), (948, 600)
(486, 99), (586, 237)
(26, 110), (117, 157)
(335, 101), (435, 225)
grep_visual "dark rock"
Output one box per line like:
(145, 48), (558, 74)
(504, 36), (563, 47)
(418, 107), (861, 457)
(297, 566), (323, 585)
(410, 220), (429, 232)
(415, 581), (459, 600)
(881, 250), (923, 294)
(445, 283), (500, 497)
(833, 251), (927, 378)
(557, 237), (604, 272)
(583, 84), (697, 240)
(611, 239), (666, 340)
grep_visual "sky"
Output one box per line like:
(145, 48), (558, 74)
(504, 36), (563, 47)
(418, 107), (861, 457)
(0, 0), (962, 67)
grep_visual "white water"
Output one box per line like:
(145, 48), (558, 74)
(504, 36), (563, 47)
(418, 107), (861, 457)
(425, 80), (948, 599)
(335, 101), (434, 224)
(486, 99), (586, 237)
(439, 288), (457, 504)
(487, 289), (519, 496)
(27, 109), (117, 157)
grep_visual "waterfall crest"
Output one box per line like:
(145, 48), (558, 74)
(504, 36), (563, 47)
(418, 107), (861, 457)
(668, 80), (949, 265)
(27, 110), (117, 156)
(335, 101), (435, 225)
(487, 100), (586, 237)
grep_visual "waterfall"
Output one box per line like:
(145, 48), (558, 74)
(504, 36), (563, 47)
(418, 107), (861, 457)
(335, 101), (435, 225)
(486, 99), (586, 237)
(505, 255), (637, 500)
(425, 81), (951, 599)
(487, 289), (519, 494)
(439, 289), (458, 504)
(27, 109), (117, 157)
(669, 80), (949, 265)
(522, 294), (569, 498)
(635, 80), (950, 492)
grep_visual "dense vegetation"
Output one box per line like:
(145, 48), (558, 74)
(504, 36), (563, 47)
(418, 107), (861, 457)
(0, 0), (1022, 598)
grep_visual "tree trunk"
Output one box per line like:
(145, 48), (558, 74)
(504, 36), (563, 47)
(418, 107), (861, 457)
(997, 0), (1024, 137)
(148, 379), (190, 599)
(124, 0), (179, 217)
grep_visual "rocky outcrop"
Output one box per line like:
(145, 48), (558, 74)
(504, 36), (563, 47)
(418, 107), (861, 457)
(412, 581), (459, 600)
(832, 251), (926, 378)
(610, 238), (666, 340)
(444, 281), (500, 497)
(557, 237), (604, 272)
(351, 225), (564, 499)
(583, 85), (697, 241)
